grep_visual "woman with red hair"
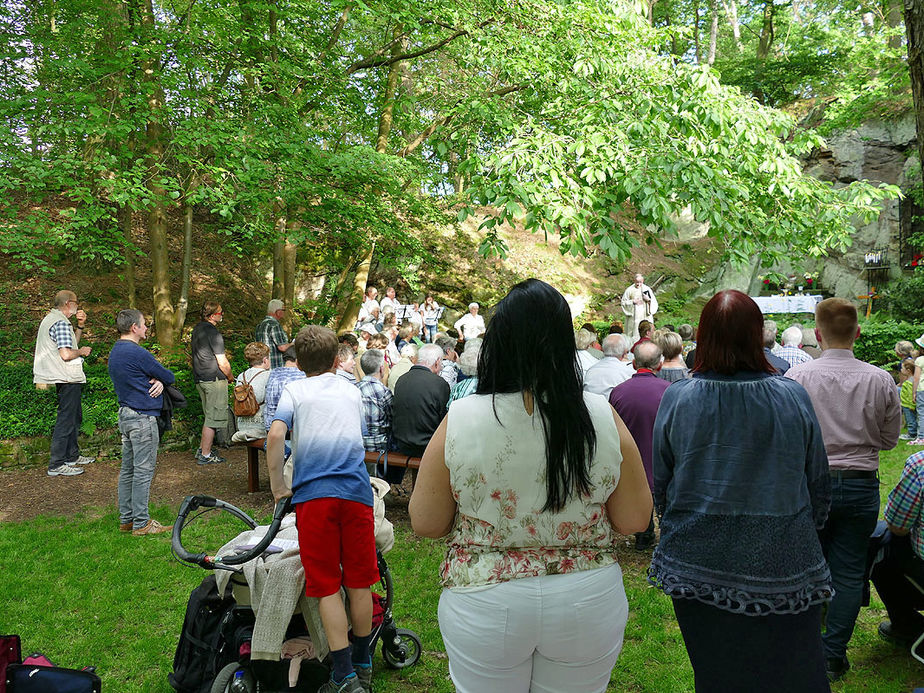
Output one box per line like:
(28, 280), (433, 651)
(649, 290), (833, 691)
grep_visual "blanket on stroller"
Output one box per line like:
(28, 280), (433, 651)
(214, 478), (394, 662)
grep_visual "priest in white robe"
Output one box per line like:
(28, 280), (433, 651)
(620, 273), (658, 342)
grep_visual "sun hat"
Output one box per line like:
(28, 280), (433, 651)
(359, 324), (378, 335)
(916, 333), (924, 349)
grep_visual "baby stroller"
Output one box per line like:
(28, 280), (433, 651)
(170, 489), (421, 693)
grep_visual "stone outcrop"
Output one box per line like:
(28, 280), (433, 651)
(800, 116), (915, 300)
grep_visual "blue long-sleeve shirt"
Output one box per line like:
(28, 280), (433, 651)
(648, 370), (832, 615)
(108, 339), (176, 417)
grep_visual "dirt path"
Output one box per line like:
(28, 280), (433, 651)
(0, 446), (413, 526)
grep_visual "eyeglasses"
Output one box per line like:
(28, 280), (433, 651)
(214, 311), (223, 316)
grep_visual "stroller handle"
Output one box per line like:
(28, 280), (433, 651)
(171, 495), (292, 570)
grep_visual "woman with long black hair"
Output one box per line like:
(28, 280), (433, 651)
(649, 290), (832, 692)
(409, 278), (651, 693)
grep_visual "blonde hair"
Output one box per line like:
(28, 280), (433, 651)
(244, 341), (270, 365)
(654, 331), (683, 360)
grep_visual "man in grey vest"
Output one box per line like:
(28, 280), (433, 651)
(33, 290), (93, 476)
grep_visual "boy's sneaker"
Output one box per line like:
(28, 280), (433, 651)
(74, 455), (95, 465)
(900, 433), (913, 440)
(195, 449), (225, 465)
(47, 464), (84, 477)
(132, 519), (173, 536)
(318, 673), (363, 693)
(354, 664), (373, 693)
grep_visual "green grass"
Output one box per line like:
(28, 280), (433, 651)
(2, 445), (924, 691)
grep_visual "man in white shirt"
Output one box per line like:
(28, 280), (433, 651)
(379, 287), (399, 314)
(453, 302), (486, 343)
(584, 334), (634, 398)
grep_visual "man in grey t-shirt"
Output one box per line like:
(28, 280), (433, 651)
(191, 301), (233, 465)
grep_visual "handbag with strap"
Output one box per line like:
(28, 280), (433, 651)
(233, 372), (259, 417)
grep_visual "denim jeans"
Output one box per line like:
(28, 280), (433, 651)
(424, 324), (438, 343)
(916, 391), (924, 439)
(904, 406), (918, 438)
(118, 407), (160, 529)
(49, 382), (83, 470)
(818, 476), (880, 660)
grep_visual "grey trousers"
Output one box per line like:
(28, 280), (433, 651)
(117, 407), (160, 529)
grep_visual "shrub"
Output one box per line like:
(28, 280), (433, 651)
(883, 270), (924, 324)
(854, 319), (924, 369)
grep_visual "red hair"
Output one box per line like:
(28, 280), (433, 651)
(693, 290), (774, 375)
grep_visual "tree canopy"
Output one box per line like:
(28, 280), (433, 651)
(0, 0), (903, 337)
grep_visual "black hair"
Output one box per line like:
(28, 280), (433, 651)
(476, 279), (595, 512)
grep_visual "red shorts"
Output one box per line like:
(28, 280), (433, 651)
(295, 498), (379, 597)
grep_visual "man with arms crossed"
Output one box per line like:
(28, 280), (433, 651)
(191, 301), (234, 465)
(33, 289), (93, 477)
(108, 309), (176, 535)
(787, 298), (901, 681)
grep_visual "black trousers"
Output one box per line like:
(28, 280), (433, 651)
(871, 533), (924, 634)
(672, 598), (830, 693)
(49, 382), (83, 470)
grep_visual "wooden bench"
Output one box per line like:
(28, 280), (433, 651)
(239, 439), (421, 494)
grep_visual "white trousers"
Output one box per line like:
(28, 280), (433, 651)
(438, 562), (628, 693)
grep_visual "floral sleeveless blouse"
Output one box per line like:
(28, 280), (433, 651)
(441, 392), (623, 588)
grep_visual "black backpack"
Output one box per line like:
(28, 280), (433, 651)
(168, 575), (237, 693)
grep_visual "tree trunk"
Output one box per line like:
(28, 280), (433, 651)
(338, 28), (407, 330)
(283, 232), (297, 334)
(757, 0), (775, 61)
(135, 0), (175, 347)
(335, 244), (374, 334)
(906, 0), (924, 176)
(375, 26), (405, 153)
(694, 0), (702, 63)
(120, 206), (136, 309)
(272, 238), (285, 299)
(174, 201), (193, 331)
(889, 0), (904, 49)
(272, 197), (286, 299)
(722, 0), (742, 50)
(707, 0), (719, 65)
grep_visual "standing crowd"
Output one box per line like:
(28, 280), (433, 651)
(31, 276), (924, 692)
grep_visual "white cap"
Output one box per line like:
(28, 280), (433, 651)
(916, 333), (924, 349)
(359, 324), (378, 335)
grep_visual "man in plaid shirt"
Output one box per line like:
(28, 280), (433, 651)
(255, 299), (291, 369)
(33, 290), (94, 476)
(357, 349), (392, 453)
(872, 450), (924, 647)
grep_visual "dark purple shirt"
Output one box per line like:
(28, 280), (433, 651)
(609, 370), (671, 489)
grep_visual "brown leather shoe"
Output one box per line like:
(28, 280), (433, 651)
(132, 519), (173, 536)
(119, 522), (132, 532)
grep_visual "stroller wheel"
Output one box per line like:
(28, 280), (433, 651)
(211, 662), (256, 693)
(381, 628), (422, 669)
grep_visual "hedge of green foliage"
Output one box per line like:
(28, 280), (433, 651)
(1, 341), (251, 440)
(854, 319), (924, 369)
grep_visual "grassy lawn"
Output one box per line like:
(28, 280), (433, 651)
(2, 445), (924, 691)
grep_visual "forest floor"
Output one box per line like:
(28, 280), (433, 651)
(0, 445), (413, 525)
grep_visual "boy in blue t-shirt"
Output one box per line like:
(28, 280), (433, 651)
(267, 325), (377, 693)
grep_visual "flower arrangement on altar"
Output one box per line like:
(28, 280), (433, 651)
(759, 271), (820, 296)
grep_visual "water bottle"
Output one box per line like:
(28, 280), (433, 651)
(229, 668), (254, 692)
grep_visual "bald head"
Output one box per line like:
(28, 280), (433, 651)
(633, 340), (662, 370)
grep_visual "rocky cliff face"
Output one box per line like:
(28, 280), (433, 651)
(801, 116), (916, 300)
(693, 115), (916, 302)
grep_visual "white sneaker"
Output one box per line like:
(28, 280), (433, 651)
(900, 434), (913, 440)
(74, 455), (94, 465)
(48, 464), (85, 476)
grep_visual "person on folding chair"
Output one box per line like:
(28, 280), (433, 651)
(872, 450), (924, 651)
